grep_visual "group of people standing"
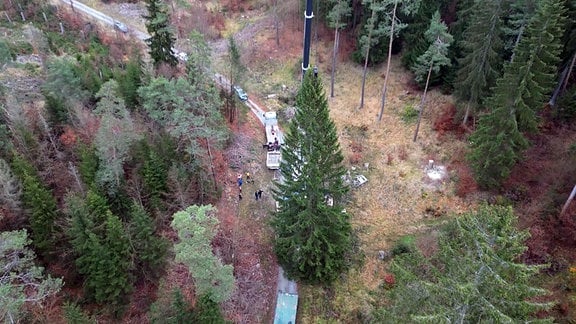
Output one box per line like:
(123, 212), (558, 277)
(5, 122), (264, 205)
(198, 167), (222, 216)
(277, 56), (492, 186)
(237, 172), (263, 201)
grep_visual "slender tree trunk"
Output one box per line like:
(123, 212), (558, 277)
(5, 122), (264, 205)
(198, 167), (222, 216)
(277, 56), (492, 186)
(330, 28), (340, 98)
(549, 51), (575, 107)
(360, 50), (370, 108)
(509, 25), (524, 63)
(462, 100), (471, 126)
(413, 63), (433, 142)
(550, 62), (569, 107)
(378, 0), (398, 122)
(206, 138), (218, 192)
(274, 0), (280, 47)
(561, 184), (576, 216)
(563, 51), (576, 93)
(359, 7), (376, 109)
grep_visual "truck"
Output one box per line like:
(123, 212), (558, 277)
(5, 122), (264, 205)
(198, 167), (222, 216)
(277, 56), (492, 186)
(264, 111), (283, 149)
(263, 111), (283, 169)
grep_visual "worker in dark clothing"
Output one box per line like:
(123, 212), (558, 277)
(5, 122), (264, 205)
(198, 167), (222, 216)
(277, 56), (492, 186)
(257, 189), (263, 200)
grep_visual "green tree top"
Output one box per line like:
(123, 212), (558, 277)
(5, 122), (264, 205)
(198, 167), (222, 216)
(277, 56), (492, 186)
(376, 205), (553, 322)
(272, 71), (352, 284)
(410, 10), (453, 83)
(144, 0), (178, 67)
(505, 0), (567, 132)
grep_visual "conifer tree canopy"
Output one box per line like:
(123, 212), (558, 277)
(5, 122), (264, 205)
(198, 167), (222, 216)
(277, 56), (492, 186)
(467, 0), (566, 188)
(375, 205), (553, 322)
(144, 0), (177, 67)
(272, 71), (352, 284)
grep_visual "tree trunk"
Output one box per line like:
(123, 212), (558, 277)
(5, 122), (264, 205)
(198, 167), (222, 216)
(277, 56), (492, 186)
(509, 25), (524, 63)
(563, 51), (576, 93)
(359, 7), (376, 109)
(462, 100), (471, 126)
(413, 63), (433, 142)
(560, 184), (576, 216)
(360, 49), (370, 108)
(330, 28), (340, 98)
(378, 0), (398, 122)
(274, 0), (280, 47)
(549, 51), (575, 107)
(206, 138), (218, 193)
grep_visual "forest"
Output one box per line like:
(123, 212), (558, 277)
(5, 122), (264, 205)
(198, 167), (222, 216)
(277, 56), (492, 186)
(1, 0), (575, 322)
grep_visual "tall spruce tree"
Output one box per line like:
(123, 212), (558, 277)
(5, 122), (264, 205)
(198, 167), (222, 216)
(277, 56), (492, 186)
(144, 0), (178, 67)
(67, 192), (131, 304)
(468, 0), (566, 188)
(127, 202), (168, 278)
(506, 0), (567, 132)
(454, 0), (507, 125)
(374, 205), (553, 322)
(10, 155), (59, 256)
(272, 71), (352, 284)
(467, 77), (529, 188)
(411, 10), (453, 142)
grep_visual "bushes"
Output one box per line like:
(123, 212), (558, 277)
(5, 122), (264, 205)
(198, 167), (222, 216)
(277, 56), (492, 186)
(391, 235), (415, 256)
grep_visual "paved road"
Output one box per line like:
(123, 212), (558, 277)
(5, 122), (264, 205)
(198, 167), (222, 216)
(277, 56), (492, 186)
(59, 0), (114, 26)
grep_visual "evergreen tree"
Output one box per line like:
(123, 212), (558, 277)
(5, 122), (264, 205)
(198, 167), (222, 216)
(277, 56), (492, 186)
(374, 205), (553, 322)
(77, 143), (99, 190)
(67, 192), (131, 304)
(502, 0), (538, 59)
(141, 146), (168, 210)
(78, 212), (131, 304)
(411, 10), (453, 142)
(116, 56), (143, 110)
(467, 80), (529, 189)
(11, 155), (59, 255)
(454, 0), (507, 125)
(127, 202), (168, 278)
(171, 205), (235, 303)
(399, 0), (448, 70)
(62, 302), (95, 324)
(170, 289), (195, 324)
(144, 0), (178, 67)
(506, 0), (567, 132)
(42, 56), (89, 108)
(468, 0), (566, 188)
(272, 71), (352, 284)
(193, 293), (227, 324)
(226, 36), (244, 123)
(185, 31), (212, 86)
